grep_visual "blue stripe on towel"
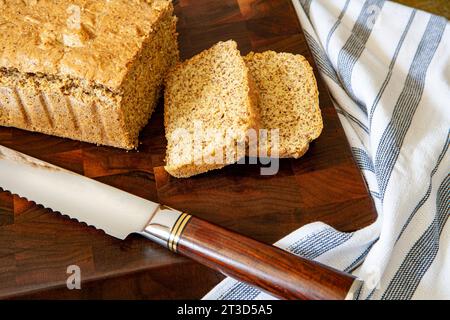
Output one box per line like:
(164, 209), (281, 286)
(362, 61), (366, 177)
(300, 0), (313, 16)
(336, 106), (370, 134)
(368, 10), (417, 128)
(396, 133), (450, 242)
(352, 147), (375, 172)
(337, 0), (386, 114)
(304, 30), (340, 84)
(382, 175), (450, 300)
(375, 15), (447, 199)
(344, 240), (378, 273)
(326, 0), (351, 54)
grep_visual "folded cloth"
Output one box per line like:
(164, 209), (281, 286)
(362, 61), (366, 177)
(204, 0), (450, 300)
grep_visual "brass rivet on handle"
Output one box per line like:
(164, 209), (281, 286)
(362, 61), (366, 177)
(168, 213), (192, 253)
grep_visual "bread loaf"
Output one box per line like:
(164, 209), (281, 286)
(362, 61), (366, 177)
(0, 0), (179, 149)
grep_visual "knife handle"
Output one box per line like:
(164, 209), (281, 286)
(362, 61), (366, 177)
(141, 208), (361, 300)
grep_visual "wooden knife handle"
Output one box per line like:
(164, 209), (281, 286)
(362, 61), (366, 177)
(178, 216), (356, 300)
(142, 209), (359, 300)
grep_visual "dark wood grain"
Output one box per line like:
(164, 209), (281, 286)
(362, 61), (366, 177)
(0, 0), (377, 299)
(177, 216), (356, 300)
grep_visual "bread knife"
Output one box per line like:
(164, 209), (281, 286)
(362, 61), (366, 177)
(0, 145), (362, 300)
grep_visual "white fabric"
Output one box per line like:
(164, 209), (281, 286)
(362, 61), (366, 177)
(204, 0), (450, 300)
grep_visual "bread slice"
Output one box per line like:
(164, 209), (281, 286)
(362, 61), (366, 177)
(164, 40), (259, 178)
(244, 51), (323, 158)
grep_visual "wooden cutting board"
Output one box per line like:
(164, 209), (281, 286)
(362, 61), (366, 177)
(0, 0), (377, 299)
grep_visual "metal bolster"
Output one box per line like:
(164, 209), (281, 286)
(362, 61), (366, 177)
(140, 206), (192, 253)
(344, 279), (364, 300)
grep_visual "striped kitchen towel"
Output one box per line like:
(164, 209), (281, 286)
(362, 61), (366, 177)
(204, 0), (450, 300)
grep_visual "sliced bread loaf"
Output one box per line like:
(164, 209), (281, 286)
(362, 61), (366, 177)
(244, 51), (323, 158)
(164, 40), (259, 178)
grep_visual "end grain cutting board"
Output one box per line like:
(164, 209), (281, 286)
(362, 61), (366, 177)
(0, 0), (377, 299)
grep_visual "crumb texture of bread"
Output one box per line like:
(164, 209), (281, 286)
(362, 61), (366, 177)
(164, 40), (259, 178)
(0, 0), (179, 149)
(244, 51), (323, 158)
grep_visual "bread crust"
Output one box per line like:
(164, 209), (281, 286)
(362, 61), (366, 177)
(0, 0), (172, 90)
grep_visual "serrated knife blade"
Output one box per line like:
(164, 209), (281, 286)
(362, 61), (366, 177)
(0, 144), (361, 300)
(0, 145), (158, 239)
